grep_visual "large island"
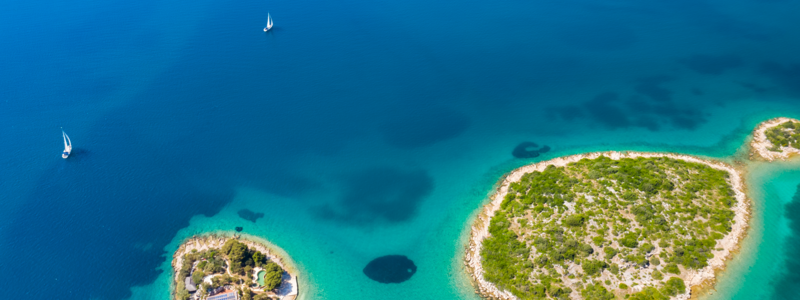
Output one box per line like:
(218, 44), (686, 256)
(465, 152), (749, 300)
(172, 234), (299, 300)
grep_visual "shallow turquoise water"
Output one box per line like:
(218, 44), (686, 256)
(4, 0), (800, 299)
(701, 159), (800, 300)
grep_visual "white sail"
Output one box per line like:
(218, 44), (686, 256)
(62, 128), (72, 159)
(63, 130), (70, 149)
(267, 13), (273, 30)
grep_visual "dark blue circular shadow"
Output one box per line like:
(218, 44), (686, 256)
(363, 255), (417, 283)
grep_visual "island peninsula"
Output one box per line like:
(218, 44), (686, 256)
(172, 234), (298, 300)
(465, 151), (749, 300)
(751, 117), (800, 161)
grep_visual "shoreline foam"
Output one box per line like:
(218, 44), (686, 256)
(464, 151), (750, 300)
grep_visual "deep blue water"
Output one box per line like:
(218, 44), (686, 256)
(2, 0), (800, 299)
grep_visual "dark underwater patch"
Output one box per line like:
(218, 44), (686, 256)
(771, 183), (800, 299)
(316, 167), (434, 225)
(380, 107), (471, 149)
(238, 209), (265, 223)
(584, 92), (632, 129)
(363, 255), (417, 283)
(512, 142), (551, 159)
(547, 87), (708, 131)
(235, 226), (243, 232)
(679, 54), (742, 75)
(760, 62), (800, 95)
(634, 76), (674, 102)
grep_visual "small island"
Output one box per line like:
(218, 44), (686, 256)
(465, 152), (748, 300)
(172, 234), (298, 300)
(751, 117), (800, 161)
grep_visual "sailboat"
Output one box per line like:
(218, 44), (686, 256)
(61, 128), (72, 159)
(263, 13), (273, 32)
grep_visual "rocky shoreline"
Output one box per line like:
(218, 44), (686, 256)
(464, 151), (750, 300)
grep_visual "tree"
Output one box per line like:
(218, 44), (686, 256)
(192, 270), (205, 285)
(253, 251), (264, 267)
(221, 239), (238, 255)
(263, 261), (284, 290)
(176, 280), (190, 300)
(241, 288), (253, 300)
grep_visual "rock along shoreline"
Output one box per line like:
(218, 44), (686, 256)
(464, 151), (750, 300)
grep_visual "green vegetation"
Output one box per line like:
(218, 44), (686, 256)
(173, 239), (284, 300)
(765, 120), (800, 151)
(662, 277), (686, 296)
(192, 270), (205, 285)
(262, 261), (285, 290)
(175, 279), (190, 300)
(480, 156), (738, 299)
(581, 284), (615, 300)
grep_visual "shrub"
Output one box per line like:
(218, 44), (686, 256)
(565, 214), (587, 227)
(622, 191), (638, 201)
(664, 263), (681, 274)
(619, 283), (629, 289)
(662, 277), (686, 296)
(581, 283), (615, 300)
(652, 270), (664, 280)
(629, 287), (668, 300)
(604, 247), (618, 259)
(650, 257), (660, 266)
(609, 263), (619, 275)
(582, 260), (608, 276)
(621, 233), (639, 248)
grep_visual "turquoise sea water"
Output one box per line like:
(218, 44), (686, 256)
(3, 0), (800, 299)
